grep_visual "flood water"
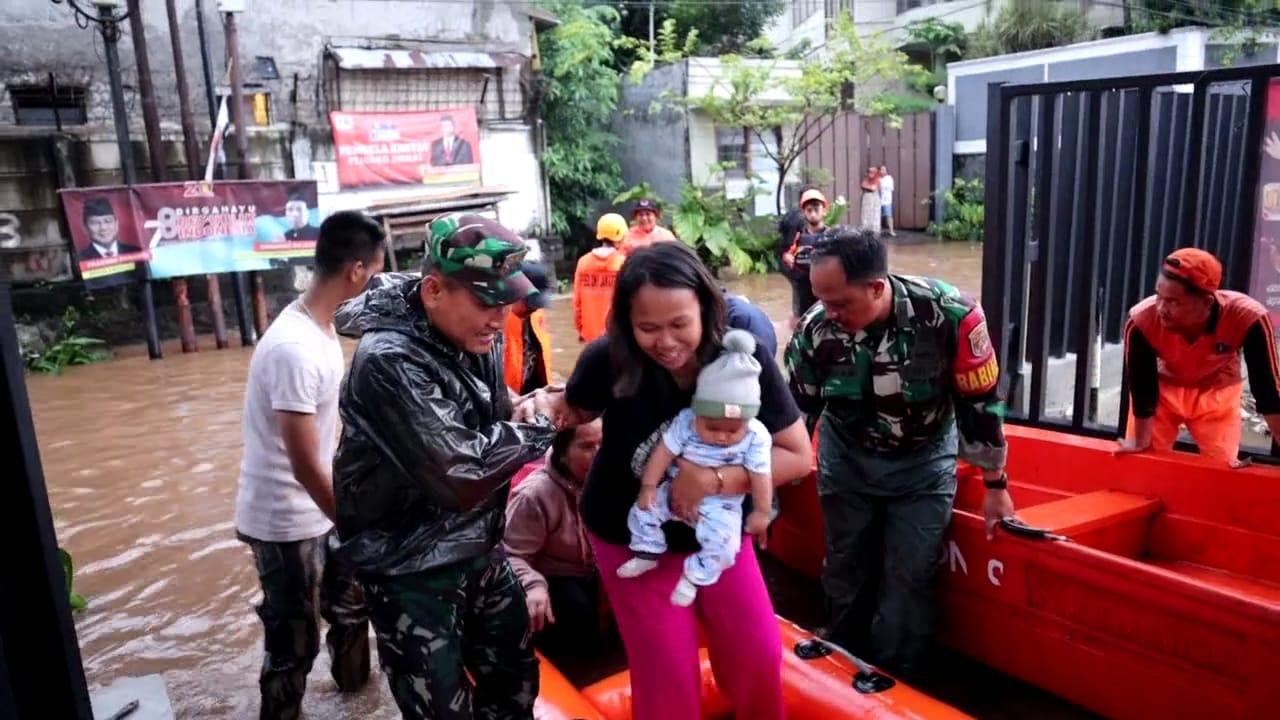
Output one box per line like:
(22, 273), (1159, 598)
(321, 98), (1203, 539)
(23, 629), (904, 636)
(27, 239), (1016, 719)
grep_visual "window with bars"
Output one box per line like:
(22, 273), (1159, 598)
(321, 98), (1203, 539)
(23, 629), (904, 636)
(8, 82), (87, 126)
(792, 0), (823, 26)
(716, 126), (749, 177)
(322, 64), (525, 122)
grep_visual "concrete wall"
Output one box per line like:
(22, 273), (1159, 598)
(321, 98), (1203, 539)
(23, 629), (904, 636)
(612, 63), (690, 208)
(0, 0), (539, 132)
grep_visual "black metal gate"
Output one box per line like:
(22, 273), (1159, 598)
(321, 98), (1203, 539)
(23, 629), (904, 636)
(981, 63), (1280, 452)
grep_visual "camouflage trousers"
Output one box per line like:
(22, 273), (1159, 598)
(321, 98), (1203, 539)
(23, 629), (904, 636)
(816, 419), (958, 681)
(241, 531), (372, 720)
(362, 553), (537, 720)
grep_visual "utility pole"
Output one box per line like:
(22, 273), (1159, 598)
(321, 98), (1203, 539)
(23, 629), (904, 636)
(167, 0), (228, 349)
(127, 0), (199, 355)
(86, 1), (163, 361)
(224, 7), (270, 336)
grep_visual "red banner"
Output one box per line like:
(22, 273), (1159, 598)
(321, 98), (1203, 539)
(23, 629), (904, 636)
(329, 108), (482, 189)
(1249, 78), (1280, 328)
(60, 180), (320, 289)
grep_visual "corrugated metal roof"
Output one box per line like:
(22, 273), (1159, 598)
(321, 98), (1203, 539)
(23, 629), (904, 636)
(328, 48), (527, 70)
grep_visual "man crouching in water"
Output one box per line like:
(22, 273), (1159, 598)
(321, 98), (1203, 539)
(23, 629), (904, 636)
(332, 213), (558, 719)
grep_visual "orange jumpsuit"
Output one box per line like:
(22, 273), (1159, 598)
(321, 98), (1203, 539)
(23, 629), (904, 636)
(504, 308), (552, 395)
(1124, 290), (1280, 462)
(573, 247), (626, 343)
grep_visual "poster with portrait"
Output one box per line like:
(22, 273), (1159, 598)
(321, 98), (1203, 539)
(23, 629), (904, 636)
(58, 187), (150, 290)
(329, 107), (482, 189)
(59, 180), (322, 283)
(1249, 78), (1280, 328)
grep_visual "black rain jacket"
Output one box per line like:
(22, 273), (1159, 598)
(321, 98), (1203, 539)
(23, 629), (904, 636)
(332, 273), (555, 576)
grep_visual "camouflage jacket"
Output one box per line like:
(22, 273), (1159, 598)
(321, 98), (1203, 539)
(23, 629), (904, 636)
(784, 274), (1008, 471)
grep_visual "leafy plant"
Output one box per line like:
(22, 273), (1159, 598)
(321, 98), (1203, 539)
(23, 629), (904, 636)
(964, 1), (1094, 59)
(60, 548), (88, 612)
(927, 178), (985, 243)
(23, 307), (109, 375)
(613, 0), (784, 71)
(618, 166), (778, 275)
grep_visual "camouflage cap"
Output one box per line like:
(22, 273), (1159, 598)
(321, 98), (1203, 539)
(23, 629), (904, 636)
(425, 213), (535, 306)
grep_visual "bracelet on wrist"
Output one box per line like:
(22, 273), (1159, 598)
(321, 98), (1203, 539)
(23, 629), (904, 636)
(983, 472), (1008, 490)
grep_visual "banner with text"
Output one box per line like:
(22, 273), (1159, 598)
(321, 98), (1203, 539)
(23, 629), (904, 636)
(329, 108), (482, 189)
(59, 180), (321, 286)
(1250, 78), (1280, 328)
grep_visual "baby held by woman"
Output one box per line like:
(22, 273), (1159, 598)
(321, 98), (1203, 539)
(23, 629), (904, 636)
(617, 329), (774, 606)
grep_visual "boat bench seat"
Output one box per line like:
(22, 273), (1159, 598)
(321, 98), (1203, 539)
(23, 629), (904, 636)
(1017, 490), (1162, 558)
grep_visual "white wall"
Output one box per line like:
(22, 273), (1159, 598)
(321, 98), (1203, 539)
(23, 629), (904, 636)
(478, 124), (543, 233)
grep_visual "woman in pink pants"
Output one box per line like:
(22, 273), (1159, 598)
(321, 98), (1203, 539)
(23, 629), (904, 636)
(531, 243), (812, 719)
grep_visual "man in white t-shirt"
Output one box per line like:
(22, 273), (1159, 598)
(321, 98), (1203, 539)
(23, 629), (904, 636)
(878, 165), (896, 237)
(234, 210), (386, 720)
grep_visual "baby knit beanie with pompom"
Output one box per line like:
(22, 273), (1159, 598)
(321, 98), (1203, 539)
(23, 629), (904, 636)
(691, 329), (762, 420)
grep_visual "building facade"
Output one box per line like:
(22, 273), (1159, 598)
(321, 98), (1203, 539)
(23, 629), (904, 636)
(0, 0), (553, 285)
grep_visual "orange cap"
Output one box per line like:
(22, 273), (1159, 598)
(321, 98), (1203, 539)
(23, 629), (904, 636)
(1162, 248), (1222, 293)
(799, 188), (828, 208)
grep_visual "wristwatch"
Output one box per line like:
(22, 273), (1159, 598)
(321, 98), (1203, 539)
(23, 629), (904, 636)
(983, 473), (1009, 490)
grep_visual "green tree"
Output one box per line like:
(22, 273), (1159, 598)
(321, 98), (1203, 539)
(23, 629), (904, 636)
(613, 0), (784, 68)
(1133, 0), (1280, 62)
(964, 1), (1094, 59)
(681, 14), (929, 214)
(537, 2), (626, 239)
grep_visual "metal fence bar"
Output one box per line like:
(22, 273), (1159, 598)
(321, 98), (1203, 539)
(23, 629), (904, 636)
(1024, 92), (1057, 424)
(1182, 79), (1211, 248)
(981, 82), (1010, 381)
(1071, 92), (1104, 430)
(1234, 76), (1271, 291)
(1115, 86), (1154, 438)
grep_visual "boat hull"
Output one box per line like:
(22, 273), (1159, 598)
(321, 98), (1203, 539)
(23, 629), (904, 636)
(580, 616), (972, 719)
(765, 424), (1280, 720)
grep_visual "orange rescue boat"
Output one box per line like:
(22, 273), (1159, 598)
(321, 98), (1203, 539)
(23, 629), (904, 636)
(766, 424), (1280, 720)
(579, 616), (972, 720)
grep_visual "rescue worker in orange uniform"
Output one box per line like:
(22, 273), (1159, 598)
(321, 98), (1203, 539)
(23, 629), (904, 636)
(1117, 248), (1280, 466)
(504, 261), (556, 395)
(574, 213), (628, 343)
(620, 198), (677, 256)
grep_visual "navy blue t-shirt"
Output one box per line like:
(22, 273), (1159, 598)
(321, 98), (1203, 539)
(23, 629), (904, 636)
(724, 292), (778, 357)
(567, 336), (801, 550)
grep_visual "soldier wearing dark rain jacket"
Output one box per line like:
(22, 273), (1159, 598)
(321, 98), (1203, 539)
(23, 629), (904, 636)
(784, 227), (1017, 680)
(333, 213), (557, 720)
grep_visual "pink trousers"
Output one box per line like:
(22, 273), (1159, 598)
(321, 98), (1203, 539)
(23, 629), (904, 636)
(591, 532), (785, 720)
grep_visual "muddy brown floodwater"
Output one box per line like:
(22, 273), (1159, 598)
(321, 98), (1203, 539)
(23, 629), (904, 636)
(27, 240), (1086, 719)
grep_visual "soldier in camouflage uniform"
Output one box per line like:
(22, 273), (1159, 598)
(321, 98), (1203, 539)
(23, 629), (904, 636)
(332, 213), (557, 719)
(784, 227), (1017, 679)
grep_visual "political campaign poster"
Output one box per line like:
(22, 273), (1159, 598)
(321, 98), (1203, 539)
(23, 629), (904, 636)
(59, 180), (322, 284)
(1249, 78), (1280, 328)
(329, 107), (482, 189)
(59, 187), (150, 290)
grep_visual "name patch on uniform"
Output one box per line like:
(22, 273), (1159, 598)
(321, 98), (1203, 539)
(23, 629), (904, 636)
(968, 320), (992, 358)
(955, 356), (999, 394)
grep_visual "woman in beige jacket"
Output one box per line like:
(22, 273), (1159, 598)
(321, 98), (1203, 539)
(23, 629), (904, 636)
(503, 419), (604, 659)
